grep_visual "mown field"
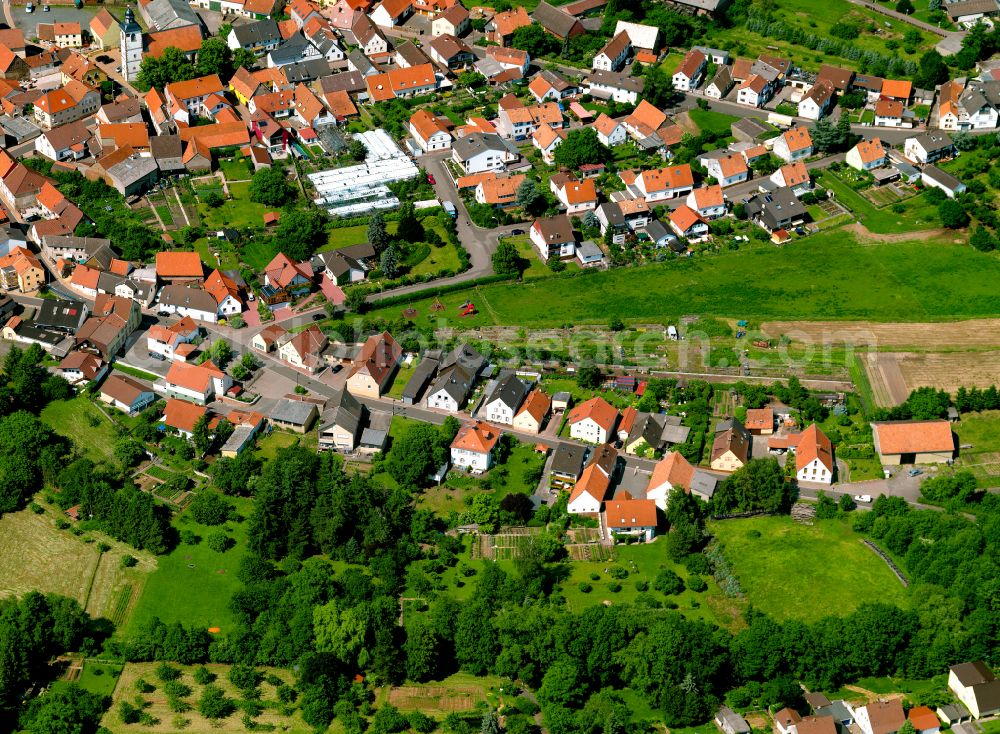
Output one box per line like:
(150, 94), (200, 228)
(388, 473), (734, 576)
(710, 515), (909, 623)
(366, 234), (1000, 329)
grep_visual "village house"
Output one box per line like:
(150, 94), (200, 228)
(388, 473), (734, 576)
(100, 373), (156, 415)
(773, 127), (814, 162)
(687, 185), (727, 220)
(705, 66), (734, 99)
(904, 132), (956, 164)
(512, 389), (551, 434)
(604, 494), (658, 541)
(669, 204), (708, 241)
(874, 97), (907, 128)
(451, 133), (520, 174)
(550, 173), (598, 214)
(586, 68), (644, 104)
(594, 113), (627, 147)
(846, 138), (888, 171)
(495, 100), (564, 141)
(278, 324), (328, 373)
(798, 79), (835, 120)
(529, 70), (578, 102)
(482, 372), (529, 425)
(948, 662), (1000, 719)
(770, 161), (812, 196)
(432, 4), (470, 37)
(74, 294), (141, 359)
(165, 74), (226, 120)
(318, 388), (366, 453)
(33, 80), (100, 129)
(567, 443), (616, 513)
(485, 6), (531, 45)
(161, 398), (209, 439)
(425, 361), (475, 412)
(0, 247), (44, 292)
(937, 79), (999, 131)
(370, 0), (413, 27)
(672, 49), (706, 91)
(906, 707), (941, 734)
(704, 153), (749, 187)
(567, 396), (619, 444)
(592, 31), (631, 72)
(745, 187), (808, 234)
(854, 700), (905, 734)
(270, 398), (319, 433)
(532, 125), (566, 164)
(409, 109), (451, 153)
(346, 331), (402, 398)
(530, 214), (576, 260)
(158, 285), (219, 323)
(711, 418), (751, 472)
(162, 360), (232, 404)
(146, 316), (200, 361)
(58, 351), (107, 386)
(475, 174), (525, 209)
(451, 420), (500, 473)
(621, 165), (694, 202)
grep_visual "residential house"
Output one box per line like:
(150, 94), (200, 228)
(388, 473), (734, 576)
(250, 324), (288, 353)
(451, 420), (500, 473)
(346, 331), (402, 398)
(705, 153), (748, 187)
(551, 174), (598, 213)
(532, 1), (584, 40)
(0, 45), (29, 81)
(370, 0), (413, 28)
(100, 373), (155, 415)
(770, 161), (811, 196)
(906, 707), (940, 734)
(686, 185), (726, 220)
(904, 132), (956, 164)
(495, 101), (563, 140)
(737, 73), (774, 108)
(427, 33), (474, 70)
(855, 701), (905, 734)
(568, 396), (618, 444)
(592, 31), (631, 72)
(512, 389), (551, 434)
(744, 187), (807, 233)
(432, 4), (470, 37)
(622, 165), (694, 202)
(594, 113), (627, 147)
(669, 204), (708, 240)
(532, 125), (566, 164)
(277, 324), (328, 373)
(744, 407), (773, 435)
(146, 316), (200, 361)
(773, 127), (814, 162)
(425, 363), (475, 412)
(318, 388), (366, 452)
(948, 663), (1000, 719)
(33, 80), (100, 129)
(921, 165), (966, 198)
(604, 494), (658, 541)
(409, 109), (451, 153)
(158, 284), (219, 323)
(530, 214), (576, 259)
(156, 251), (204, 284)
(937, 79), (999, 131)
(452, 132), (520, 173)
(90, 9), (120, 49)
(528, 70), (577, 102)
(164, 74), (226, 119)
(262, 252), (312, 301)
(846, 138), (888, 171)
(672, 49), (706, 91)
(475, 174), (525, 208)
(74, 294), (140, 358)
(586, 69), (644, 104)
(775, 709), (802, 734)
(567, 443), (616, 513)
(311, 248), (368, 285)
(485, 6), (531, 45)
(482, 372), (529, 425)
(799, 79), (835, 120)
(711, 418), (751, 472)
(550, 441), (587, 489)
(227, 19), (282, 54)
(204, 269), (243, 318)
(871, 419), (956, 465)
(646, 451), (713, 508)
(0, 247), (44, 292)
(778, 423), (835, 484)
(716, 708), (751, 734)
(705, 66), (734, 99)
(163, 360), (231, 404)
(874, 97), (907, 128)
(947, 0), (1000, 23)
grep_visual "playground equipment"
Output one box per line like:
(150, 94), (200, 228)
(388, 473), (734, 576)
(459, 300), (476, 317)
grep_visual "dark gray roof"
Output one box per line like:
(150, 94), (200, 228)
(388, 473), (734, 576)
(909, 131), (954, 152)
(551, 441), (586, 477)
(690, 469), (717, 498)
(745, 187), (807, 231)
(485, 371), (530, 411)
(441, 343), (486, 375)
(231, 18), (281, 46)
(587, 68), (644, 93)
(42, 235), (111, 255)
(532, 0), (581, 38)
(732, 117), (772, 139)
(283, 58), (332, 83)
(936, 703), (971, 723)
(319, 387), (364, 435)
(97, 271), (126, 293)
(312, 249), (366, 277)
(318, 71), (366, 94)
(402, 356), (438, 402)
(347, 49), (377, 76)
(596, 202), (624, 227)
(268, 34), (314, 65)
(36, 298), (87, 332)
(338, 242), (377, 261)
(142, 0), (201, 30)
(270, 398), (317, 425)
(452, 132), (517, 161)
(86, 244), (117, 271)
(922, 164), (964, 192)
(396, 41), (432, 67)
(428, 364), (474, 403)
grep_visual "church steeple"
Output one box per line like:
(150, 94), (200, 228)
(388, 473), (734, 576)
(120, 5), (142, 82)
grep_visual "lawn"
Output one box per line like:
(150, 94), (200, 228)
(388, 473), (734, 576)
(239, 238), (279, 270)
(387, 358), (419, 399)
(709, 515), (909, 623)
(509, 235), (551, 280)
(688, 108), (739, 137)
(365, 231), (1000, 328)
(218, 156), (252, 182)
(123, 497), (255, 638)
(201, 182), (272, 229)
(255, 429), (317, 460)
(817, 173), (940, 234)
(410, 241), (462, 277)
(193, 236), (239, 271)
(103, 663), (313, 734)
(77, 661), (123, 697)
(112, 364), (162, 383)
(953, 410), (1000, 462)
(322, 222), (398, 252)
(40, 396), (119, 462)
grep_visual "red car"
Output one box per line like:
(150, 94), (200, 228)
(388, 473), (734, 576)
(427, 174), (436, 185)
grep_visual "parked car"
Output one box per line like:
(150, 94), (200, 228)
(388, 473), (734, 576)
(427, 174), (436, 185)
(907, 468), (922, 477)
(510, 228), (525, 235)
(853, 494), (872, 503)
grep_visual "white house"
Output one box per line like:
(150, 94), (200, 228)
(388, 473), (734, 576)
(409, 109), (451, 153)
(157, 285), (219, 324)
(100, 373), (155, 415)
(770, 161), (812, 196)
(704, 66), (734, 99)
(672, 49), (706, 91)
(938, 80), (999, 131)
(686, 185), (727, 220)
(948, 662), (1000, 719)
(594, 113), (627, 147)
(845, 138), (888, 171)
(530, 214), (576, 260)
(425, 365), (475, 412)
(874, 97), (908, 128)
(162, 360), (231, 404)
(645, 451), (694, 509)
(773, 127), (814, 162)
(604, 496), (657, 542)
(704, 153), (748, 187)
(567, 396), (618, 444)
(146, 317), (200, 361)
(451, 132), (519, 174)
(790, 424), (834, 485)
(736, 74), (773, 107)
(854, 700), (905, 734)
(798, 79), (835, 121)
(622, 165), (694, 202)
(592, 31), (631, 72)
(450, 420), (499, 473)
(904, 132), (955, 164)
(921, 165), (966, 198)
(482, 373), (529, 425)
(567, 443), (616, 514)
(551, 174), (598, 214)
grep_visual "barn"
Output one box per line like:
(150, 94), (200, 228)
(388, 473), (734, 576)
(871, 420), (955, 466)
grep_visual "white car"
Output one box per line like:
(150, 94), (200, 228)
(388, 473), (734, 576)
(853, 494), (872, 503)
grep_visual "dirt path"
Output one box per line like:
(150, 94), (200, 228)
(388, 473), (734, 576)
(844, 222), (955, 243)
(675, 111), (699, 135)
(172, 187), (191, 227)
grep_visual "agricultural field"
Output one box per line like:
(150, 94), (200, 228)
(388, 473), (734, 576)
(375, 672), (504, 718)
(40, 396), (120, 463)
(709, 516), (909, 623)
(366, 232), (1000, 330)
(102, 663), (312, 734)
(0, 506), (154, 623)
(123, 497), (254, 639)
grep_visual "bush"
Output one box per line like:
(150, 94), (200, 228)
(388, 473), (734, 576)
(198, 685), (235, 720)
(607, 582), (622, 592)
(188, 491), (234, 526)
(634, 580), (649, 592)
(607, 565), (628, 579)
(156, 663), (182, 682)
(206, 531), (233, 553)
(120, 555), (138, 568)
(654, 569), (685, 595)
(193, 666), (215, 685)
(687, 576), (708, 592)
(577, 582), (592, 593)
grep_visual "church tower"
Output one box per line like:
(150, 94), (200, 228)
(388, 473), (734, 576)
(119, 6), (142, 83)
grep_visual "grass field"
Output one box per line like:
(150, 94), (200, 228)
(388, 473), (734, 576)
(124, 498), (254, 638)
(375, 672), (504, 717)
(103, 663), (312, 734)
(367, 233), (1000, 329)
(710, 516), (909, 623)
(201, 182), (271, 230)
(386, 358), (419, 399)
(688, 108), (739, 136)
(0, 506), (155, 623)
(255, 430), (317, 460)
(112, 364), (162, 383)
(77, 661), (123, 697)
(40, 396), (119, 462)
(817, 174), (940, 234)
(239, 238), (279, 270)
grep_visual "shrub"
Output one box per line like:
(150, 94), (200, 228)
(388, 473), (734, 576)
(634, 580), (649, 592)
(193, 666), (215, 685)
(120, 555), (138, 568)
(607, 565), (628, 579)
(577, 582), (592, 593)
(687, 576), (708, 592)
(654, 569), (685, 596)
(206, 531), (233, 553)
(607, 582), (622, 593)
(156, 663), (182, 682)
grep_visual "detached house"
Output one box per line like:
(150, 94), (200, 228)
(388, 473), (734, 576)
(567, 443), (617, 514)
(604, 494), (658, 541)
(855, 700), (905, 734)
(621, 165), (694, 202)
(530, 214), (576, 260)
(262, 252), (312, 301)
(451, 132), (519, 174)
(798, 79), (835, 120)
(512, 389), (551, 434)
(163, 360), (231, 404)
(704, 66), (734, 99)
(710, 418), (751, 472)
(705, 153), (748, 188)
(773, 127), (814, 162)
(672, 49), (706, 91)
(146, 316), (200, 361)
(594, 113), (627, 147)
(948, 662), (1000, 719)
(409, 109), (451, 153)
(346, 331), (402, 398)
(482, 372), (529, 425)
(938, 79), (999, 131)
(33, 80), (100, 129)
(770, 161), (812, 196)
(485, 6), (531, 45)
(904, 132), (955, 164)
(669, 204), (708, 241)
(568, 396), (619, 444)
(550, 174), (598, 214)
(592, 31), (631, 72)
(451, 420), (500, 473)
(846, 138), (888, 171)
(370, 0), (413, 27)
(278, 324), (327, 373)
(775, 423), (835, 484)
(646, 450), (719, 508)
(318, 388), (365, 453)
(687, 185), (726, 220)
(100, 373), (155, 415)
